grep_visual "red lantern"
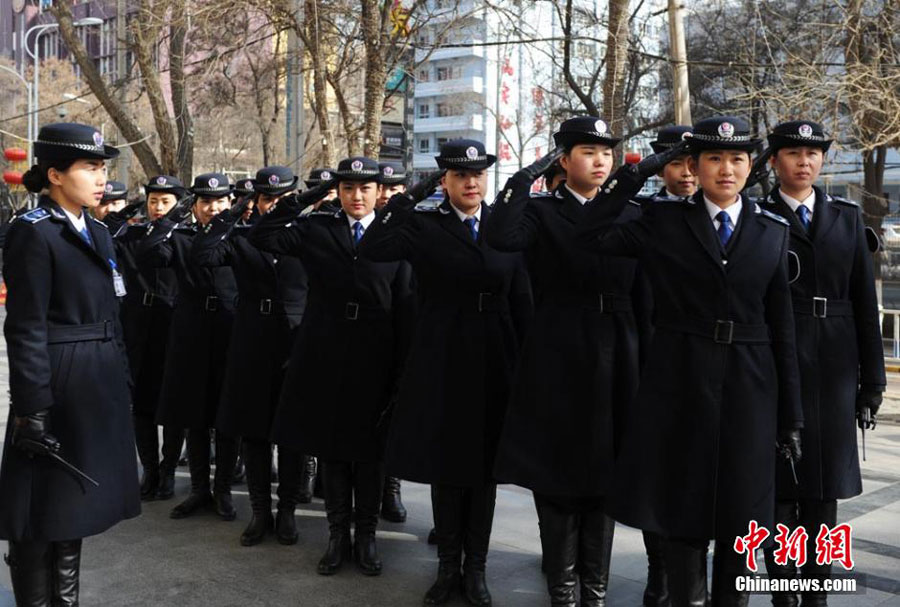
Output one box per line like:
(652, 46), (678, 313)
(624, 152), (642, 165)
(3, 170), (24, 185)
(4, 148), (27, 162)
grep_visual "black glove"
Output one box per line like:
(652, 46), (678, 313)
(294, 179), (338, 209)
(776, 429), (802, 463)
(856, 390), (882, 430)
(163, 195), (195, 223)
(12, 410), (60, 457)
(227, 195), (254, 220)
(408, 170), (445, 203)
(519, 147), (566, 182)
(635, 140), (691, 178)
(105, 199), (144, 224)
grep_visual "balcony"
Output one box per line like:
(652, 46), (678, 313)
(414, 114), (484, 133)
(413, 153), (439, 169)
(414, 76), (484, 98)
(415, 42), (485, 63)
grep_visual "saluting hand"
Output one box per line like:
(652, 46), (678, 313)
(105, 198), (144, 224)
(12, 410), (60, 458)
(635, 140), (690, 179)
(388, 170), (445, 210)
(519, 146), (565, 182)
(163, 195), (195, 223)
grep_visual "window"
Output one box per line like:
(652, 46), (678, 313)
(418, 103), (430, 119)
(437, 137), (450, 147)
(436, 102), (453, 117)
(417, 68), (430, 82)
(436, 65), (462, 81)
(575, 41), (593, 59)
(418, 138), (430, 153)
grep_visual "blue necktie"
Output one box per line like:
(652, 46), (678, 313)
(352, 221), (364, 244)
(79, 226), (93, 248)
(464, 216), (478, 241)
(796, 205), (811, 232)
(716, 211), (733, 247)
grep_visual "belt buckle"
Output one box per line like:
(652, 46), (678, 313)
(142, 291), (155, 307)
(478, 292), (491, 312)
(345, 302), (359, 321)
(598, 293), (605, 313)
(813, 297), (827, 318)
(260, 298), (273, 315)
(205, 295), (218, 312)
(714, 320), (734, 344)
(102, 320), (113, 341)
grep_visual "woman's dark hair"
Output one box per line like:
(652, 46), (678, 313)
(22, 158), (78, 193)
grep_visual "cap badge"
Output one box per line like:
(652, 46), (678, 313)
(717, 122), (735, 138)
(268, 174), (280, 186)
(92, 131), (104, 147)
(156, 176), (167, 185)
(465, 146), (479, 159)
(321, 171), (332, 180)
(208, 177), (219, 188)
(594, 119), (607, 134)
(383, 166), (394, 177)
(105, 183), (113, 193)
(798, 124), (813, 138)
(351, 160), (364, 172)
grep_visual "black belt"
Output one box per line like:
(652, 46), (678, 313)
(317, 301), (390, 321)
(545, 292), (632, 313)
(435, 292), (509, 314)
(792, 297), (853, 318)
(243, 298), (305, 316)
(140, 291), (174, 308)
(656, 317), (771, 345)
(47, 321), (114, 344)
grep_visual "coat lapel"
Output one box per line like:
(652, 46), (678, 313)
(725, 195), (766, 265)
(767, 189), (812, 245)
(684, 192), (727, 272)
(43, 200), (112, 271)
(327, 210), (356, 257)
(553, 185), (587, 225)
(438, 200), (482, 252)
(811, 187), (840, 242)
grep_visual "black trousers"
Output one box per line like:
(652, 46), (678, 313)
(185, 428), (239, 495)
(764, 498), (838, 604)
(243, 439), (303, 511)
(665, 536), (750, 607)
(431, 483), (497, 574)
(133, 412), (183, 476)
(320, 460), (384, 538)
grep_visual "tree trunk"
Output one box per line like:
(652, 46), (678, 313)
(50, 2), (162, 176)
(305, 0), (335, 167)
(170, 1), (194, 182)
(602, 0), (629, 138)
(361, 0), (388, 158)
(327, 71), (360, 156)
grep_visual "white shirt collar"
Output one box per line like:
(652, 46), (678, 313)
(62, 206), (87, 233)
(778, 188), (816, 216)
(346, 210), (375, 231)
(704, 195), (742, 228)
(564, 184), (594, 205)
(449, 201), (482, 223)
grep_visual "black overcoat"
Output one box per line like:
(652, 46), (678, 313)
(485, 173), (650, 498)
(764, 187), (885, 500)
(359, 199), (533, 487)
(192, 211), (308, 440)
(137, 218), (238, 430)
(248, 206), (413, 463)
(0, 197), (140, 541)
(576, 189), (804, 540)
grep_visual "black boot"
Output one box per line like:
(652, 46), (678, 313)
(535, 495), (579, 607)
(156, 425), (183, 500)
(579, 511), (614, 607)
(232, 447), (246, 485)
(428, 528), (438, 545)
(799, 499), (837, 607)
(313, 462), (324, 499)
(381, 476), (407, 523)
(51, 540), (82, 607)
(354, 461), (384, 576)
(133, 414), (160, 501)
(298, 455), (317, 504)
(5, 541), (51, 607)
(275, 446), (303, 545)
(213, 433), (240, 521)
(664, 538), (708, 607)
(462, 483), (496, 606)
(170, 428), (213, 519)
(318, 460), (353, 575)
(711, 538), (750, 607)
(241, 440), (274, 546)
(425, 485), (464, 605)
(765, 500), (800, 607)
(642, 531), (670, 607)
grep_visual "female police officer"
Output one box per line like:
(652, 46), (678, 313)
(0, 122), (140, 606)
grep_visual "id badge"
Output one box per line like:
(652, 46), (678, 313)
(109, 258), (127, 297)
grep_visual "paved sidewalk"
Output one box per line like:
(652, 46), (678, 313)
(0, 308), (898, 605)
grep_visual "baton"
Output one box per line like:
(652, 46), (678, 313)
(47, 451), (100, 488)
(20, 439), (100, 489)
(788, 454), (799, 486)
(861, 409), (868, 462)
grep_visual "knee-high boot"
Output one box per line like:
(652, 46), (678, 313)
(318, 460), (353, 575)
(241, 440), (274, 546)
(170, 428), (213, 519)
(133, 413), (160, 501)
(212, 432), (240, 521)
(275, 446), (303, 545)
(799, 499), (837, 607)
(664, 538), (709, 607)
(462, 483), (496, 606)
(51, 540), (82, 607)
(535, 495), (579, 607)
(764, 500), (800, 607)
(579, 511), (614, 607)
(5, 541), (52, 607)
(157, 425), (184, 500)
(425, 485), (465, 605)
(711, 538), (750, 607)
(353, 461), (384, 576)
(642, 530), (670, 606)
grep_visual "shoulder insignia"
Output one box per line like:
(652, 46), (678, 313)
(827, 195), (859, 208)
(49, 208), (66, 220)
(308, 209), (336, 217)
(628, 199), (642, 208)
(20, 208), (50, 224)
(755, 204), (789, 226)
(649, 194), (692, 205)
(91, 216), (109, 229)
